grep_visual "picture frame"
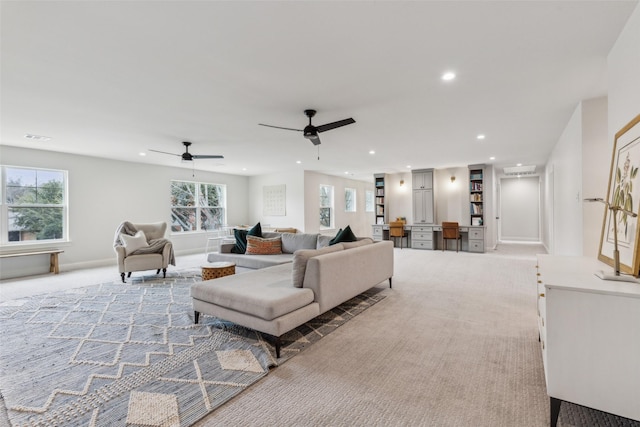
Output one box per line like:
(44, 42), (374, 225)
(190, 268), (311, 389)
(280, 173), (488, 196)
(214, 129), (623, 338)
(598, 114), (640, 275)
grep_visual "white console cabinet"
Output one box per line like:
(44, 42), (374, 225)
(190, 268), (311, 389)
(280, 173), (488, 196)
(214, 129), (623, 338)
(536, 255), (640, 426)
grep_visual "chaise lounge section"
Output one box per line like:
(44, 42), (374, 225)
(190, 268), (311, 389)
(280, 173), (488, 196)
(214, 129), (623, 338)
(192, 239), (394, 357)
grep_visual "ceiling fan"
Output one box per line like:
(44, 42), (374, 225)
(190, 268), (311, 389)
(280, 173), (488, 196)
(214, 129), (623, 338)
(259, 109), (355, 145)
(149, 141), (223, 161)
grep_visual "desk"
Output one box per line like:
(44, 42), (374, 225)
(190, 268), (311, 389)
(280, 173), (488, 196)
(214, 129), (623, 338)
(372, 224), (485, 253)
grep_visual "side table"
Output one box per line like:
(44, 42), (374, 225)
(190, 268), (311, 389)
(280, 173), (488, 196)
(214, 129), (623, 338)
(201, 262), (236, 280)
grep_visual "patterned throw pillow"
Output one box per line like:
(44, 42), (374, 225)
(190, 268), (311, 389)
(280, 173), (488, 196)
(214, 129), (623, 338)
(246, 235), (282, 255)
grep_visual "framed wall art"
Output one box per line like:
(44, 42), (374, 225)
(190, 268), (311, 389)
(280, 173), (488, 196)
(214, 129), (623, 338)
(598, 113), (640, 275)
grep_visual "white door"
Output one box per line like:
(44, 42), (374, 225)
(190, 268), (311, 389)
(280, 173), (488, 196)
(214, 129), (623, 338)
(499, 176), (541, 242)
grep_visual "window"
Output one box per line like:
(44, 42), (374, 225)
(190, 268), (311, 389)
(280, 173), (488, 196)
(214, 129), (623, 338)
(1, 166), (68, 244)
(345, 188), (356, 212)
(365, 190), (374, 212)
(319, 184), (334, 229)
(171, 180), (226, 232)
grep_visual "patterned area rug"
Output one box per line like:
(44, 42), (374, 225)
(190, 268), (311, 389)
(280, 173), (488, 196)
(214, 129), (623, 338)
(0, 271), (385, 426)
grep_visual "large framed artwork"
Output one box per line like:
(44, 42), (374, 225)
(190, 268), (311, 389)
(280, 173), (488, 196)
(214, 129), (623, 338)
(598, 114), (640, 275)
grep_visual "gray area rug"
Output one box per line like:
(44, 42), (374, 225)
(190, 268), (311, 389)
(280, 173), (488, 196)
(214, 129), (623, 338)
(0, 271), (385, 426)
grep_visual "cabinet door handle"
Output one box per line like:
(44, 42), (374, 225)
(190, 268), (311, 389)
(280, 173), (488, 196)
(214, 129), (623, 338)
(536, 273), (541, 276)
(539, 293), (545, 297)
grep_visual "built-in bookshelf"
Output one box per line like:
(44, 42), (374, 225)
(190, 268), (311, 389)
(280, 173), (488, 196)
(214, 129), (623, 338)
(469, 165), (484, 226)
(374, 173), (387, 225)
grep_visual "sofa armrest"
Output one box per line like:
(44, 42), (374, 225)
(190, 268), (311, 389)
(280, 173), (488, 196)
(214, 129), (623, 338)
(114, 245), (126, 272)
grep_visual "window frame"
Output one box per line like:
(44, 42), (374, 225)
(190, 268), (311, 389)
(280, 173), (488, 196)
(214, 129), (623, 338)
(1, 165), (69, 246)
(170, 180), (227, 233)
(319, 184), (334, 230)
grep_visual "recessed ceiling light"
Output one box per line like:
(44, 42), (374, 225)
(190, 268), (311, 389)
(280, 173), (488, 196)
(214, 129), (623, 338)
(477, 134), (485, 140)
(517, 163), (522, 167)
(369, 150), (375, 155)
(406, 165), (412, 169)
(24, 134), (52, 141)
(242, 168), (247, 171)
(139, 152), (146, 156)
(296, 160), (301, 164)
(441, 71), (456, 81)
(344, 171), (349, 175)
(489, 156), (496, 160)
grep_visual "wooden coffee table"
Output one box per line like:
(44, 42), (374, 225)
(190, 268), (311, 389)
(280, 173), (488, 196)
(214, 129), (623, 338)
(201, 262), (236, 280)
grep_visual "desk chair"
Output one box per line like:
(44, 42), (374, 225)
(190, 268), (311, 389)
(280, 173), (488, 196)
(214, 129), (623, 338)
(442, 222), (461, 252)
(389, 221), (407, 249)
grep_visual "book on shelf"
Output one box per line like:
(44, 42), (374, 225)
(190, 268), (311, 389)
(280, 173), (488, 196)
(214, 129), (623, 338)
(470, 193), (483, 202)
(377, 206), (384, 215)
(376, 188), (384, 196)
(470, 173), (483, 180)
(470, 204), (483, 215)
(470, 182), (483, 191)
(376, 217), (385, 225)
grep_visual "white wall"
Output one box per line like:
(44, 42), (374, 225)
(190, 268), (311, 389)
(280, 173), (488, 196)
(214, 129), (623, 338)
(303, 171), (375, 237)
(433, 167), (468, 225)
(500, 176), (540, 242)
(608, 3), (640, 141)
(582, 97), (610, 258)
(386, 173), (412, 222)
(247, 170), (305, 230)
(0, 145), (249, 278)
(545, 105), (583, 255)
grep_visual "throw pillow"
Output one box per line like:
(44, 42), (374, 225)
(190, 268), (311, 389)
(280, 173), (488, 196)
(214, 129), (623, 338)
(291, 243), (344, 288)
(328, 228), (343, 246)
(329, 225), (358, 245)
(231, 222), (263, 254)
(120, 230), (148, 255)
(246, 235), (282, 255)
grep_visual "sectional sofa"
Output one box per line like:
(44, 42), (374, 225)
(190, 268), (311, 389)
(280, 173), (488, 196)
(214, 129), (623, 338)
(192, 231), (394, 357)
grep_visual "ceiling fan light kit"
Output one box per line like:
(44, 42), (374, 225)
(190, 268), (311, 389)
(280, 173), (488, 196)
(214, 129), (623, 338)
(259, 109), (356, 146)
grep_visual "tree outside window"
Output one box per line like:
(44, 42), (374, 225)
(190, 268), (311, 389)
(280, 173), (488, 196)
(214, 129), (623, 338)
(171, 180), (226, 232)
(2, 166), (67, 243)
(345, 188), (356, 212)
(319, 184), (334, 229)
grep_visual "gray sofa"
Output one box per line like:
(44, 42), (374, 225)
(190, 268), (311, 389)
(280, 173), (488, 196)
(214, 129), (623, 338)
(206, 231), (335, 269)
(192, 238), (394, 358)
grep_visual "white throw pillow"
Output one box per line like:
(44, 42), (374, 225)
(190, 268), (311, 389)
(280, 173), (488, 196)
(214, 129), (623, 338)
(120, 230), (148, 255)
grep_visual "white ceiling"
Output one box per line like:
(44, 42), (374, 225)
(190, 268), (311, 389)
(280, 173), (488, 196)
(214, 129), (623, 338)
(1, 1), (637, 182)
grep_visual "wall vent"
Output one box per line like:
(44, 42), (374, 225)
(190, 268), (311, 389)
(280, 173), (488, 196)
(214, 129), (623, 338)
(503, 165), (536, 176)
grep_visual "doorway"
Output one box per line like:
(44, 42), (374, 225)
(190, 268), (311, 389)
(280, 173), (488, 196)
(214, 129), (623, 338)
(499, 176), (541, 242)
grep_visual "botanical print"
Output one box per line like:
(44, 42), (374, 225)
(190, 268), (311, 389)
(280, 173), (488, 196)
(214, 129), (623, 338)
(610, 150), (639, 243)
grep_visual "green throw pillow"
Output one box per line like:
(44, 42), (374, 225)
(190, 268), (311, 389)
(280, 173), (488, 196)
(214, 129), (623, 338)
(330, 225), (358, 245)
(328, 228), (343, 245)
(231, 222), (262, 254)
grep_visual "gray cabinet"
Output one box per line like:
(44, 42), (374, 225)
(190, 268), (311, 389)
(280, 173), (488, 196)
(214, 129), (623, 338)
(372, 224), (384, 241)
(412, 170), (433, 190)
(467, 226), (485, 253)
(411, 225), (434, 249)
(412, 169), (435, 224)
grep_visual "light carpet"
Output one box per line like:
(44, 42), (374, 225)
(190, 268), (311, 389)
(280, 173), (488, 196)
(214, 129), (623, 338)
(0, 270), (384, 426)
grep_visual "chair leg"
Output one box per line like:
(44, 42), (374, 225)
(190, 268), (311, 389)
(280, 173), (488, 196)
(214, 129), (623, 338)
(194, 311), (200, 324)
(121, 273), (125, 283)
(162, 268), (167, 278)
(156, 269), (160, 274)
(127, 272), (132, 278)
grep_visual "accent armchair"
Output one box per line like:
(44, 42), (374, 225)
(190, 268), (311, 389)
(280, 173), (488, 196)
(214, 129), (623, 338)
(114, 221), (175, 283)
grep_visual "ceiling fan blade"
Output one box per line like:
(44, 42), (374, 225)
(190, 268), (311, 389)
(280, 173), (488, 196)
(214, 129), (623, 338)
(192, 155), (224, 159)
(149, 149), (180, 157)
(316, 118), (356, 133)
(258, 123), (304, 132)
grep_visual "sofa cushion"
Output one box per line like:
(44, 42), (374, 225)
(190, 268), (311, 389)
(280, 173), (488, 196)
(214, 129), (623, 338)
(316, 234), (333, 249)
(342, 237), (374, 249)
(281, 232), (319, 254)
(330, 225), (358, 245)
(191, 264), (314, 321)
(121, 230), (148, 255)
(291, 243), (344, 288)
(246, 235), (282, 255)
(231, 222), (262, 254)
